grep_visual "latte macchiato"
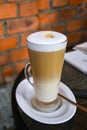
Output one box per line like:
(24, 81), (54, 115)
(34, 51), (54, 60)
(26, 31), (67, 112)
(28, 49), (65, 102)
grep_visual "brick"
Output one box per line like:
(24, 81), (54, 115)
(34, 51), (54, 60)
(69, 0), (83, 5)
(52, 0), (67, 7)
(84, 0), (87, 3)
(52, 24), (66, 33)
(0, 0), (3, 3)
(21, 33), (30, 46)
(2, 66), (14, 83)
(39, 26), (52, 31)
(37, 0), (50, 10)
(0, 53), (9, 66)
(39, 11), (58, 25)
(67, 19), (87, 32)
(67, 20), (81, 31)
(0, 3), (16, 20)
(67, 32), (81, 45)
(7, 17), (39, 34)
(0, 36), (17, 51)
(10, 48), (29, 62)
(0, 72), (4, 85)
(8, 0), (22, 2)
(81, 19), (87, 29)
(67, 31), (87, 46)
(16, 61), (26, 73)
(19, 1), (38, 17)
(0, 23), (3, 36)
(81, 31), (87, 42)
(77, 5), (87, 17)
(59, 8), (76, 21)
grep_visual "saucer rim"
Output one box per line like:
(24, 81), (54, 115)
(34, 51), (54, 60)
(15, 79), (77, 124)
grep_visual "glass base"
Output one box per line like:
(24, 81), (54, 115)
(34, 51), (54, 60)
(31, 96), (62, 113)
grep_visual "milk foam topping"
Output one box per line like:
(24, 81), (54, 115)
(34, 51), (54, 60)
(27, 31), (67, 52)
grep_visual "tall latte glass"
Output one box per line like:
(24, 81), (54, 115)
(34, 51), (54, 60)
(25, 31), (67, 112)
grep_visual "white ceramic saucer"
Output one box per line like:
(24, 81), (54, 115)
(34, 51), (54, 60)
(16, 79), (77, 124)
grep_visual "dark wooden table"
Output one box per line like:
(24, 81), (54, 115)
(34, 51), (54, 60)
(11, 62), (87, 130)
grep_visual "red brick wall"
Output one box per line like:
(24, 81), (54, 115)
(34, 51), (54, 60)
(0, 0), (87, 85)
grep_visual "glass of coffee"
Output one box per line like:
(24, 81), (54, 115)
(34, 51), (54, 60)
(25, 31), (67, 112)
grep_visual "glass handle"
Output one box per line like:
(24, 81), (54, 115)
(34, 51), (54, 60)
(24, 62), (33, 86)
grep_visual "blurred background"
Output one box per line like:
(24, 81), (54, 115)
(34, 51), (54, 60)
(0, 0), (87, 130)
(0, 0), (87, 85)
